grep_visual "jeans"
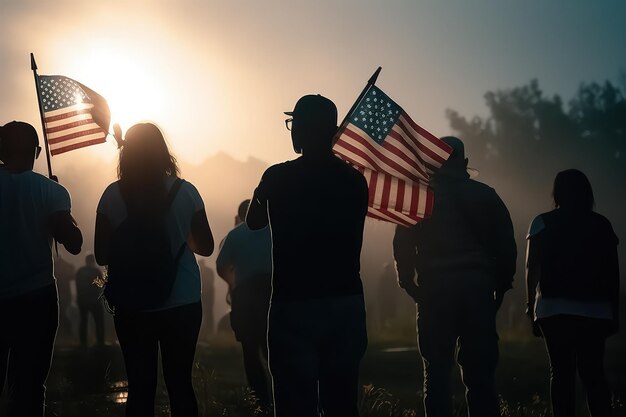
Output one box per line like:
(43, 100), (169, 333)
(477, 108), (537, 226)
(538, 315), (612, 417)
(416, 271), (500, 417)
(114, 301), (202, 417)
(0, 284), (58, 417)
(268, 294), (367, 417)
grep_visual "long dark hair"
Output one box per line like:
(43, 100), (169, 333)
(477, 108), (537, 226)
(117, 122), (180, 212)
(552, 169), (594, 211)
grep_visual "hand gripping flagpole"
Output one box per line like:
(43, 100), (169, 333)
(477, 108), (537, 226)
(332, 66), (382, 145)
(30, 53), (55, 181)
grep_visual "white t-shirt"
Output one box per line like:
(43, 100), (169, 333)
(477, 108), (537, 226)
(97, 176), (205, 310)
(0, 168), (71, 298)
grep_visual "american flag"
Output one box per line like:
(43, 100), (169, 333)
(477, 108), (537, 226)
(333, 86), (452, 226)
(38, 75), (110, 155)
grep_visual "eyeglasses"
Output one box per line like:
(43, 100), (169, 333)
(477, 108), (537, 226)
(284, 118), (293, 131)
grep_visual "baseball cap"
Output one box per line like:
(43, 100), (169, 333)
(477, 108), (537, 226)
(0, 121), (39, 147)
(284, 94), (338, 127)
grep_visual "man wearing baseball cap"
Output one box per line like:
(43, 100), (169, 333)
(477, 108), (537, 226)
(247, 95), (369, 417)
(0, 121), (82, 416)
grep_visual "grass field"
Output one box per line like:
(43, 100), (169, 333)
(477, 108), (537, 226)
(1, 321), (625, 417)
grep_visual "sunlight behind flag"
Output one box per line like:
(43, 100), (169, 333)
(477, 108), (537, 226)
(38, 75), (110, 155)
(333, 85), (452, 226)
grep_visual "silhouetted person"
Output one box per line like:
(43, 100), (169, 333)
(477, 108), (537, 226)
(198, 260), (215, 342)
(217, 199), (272, 405)
(526, 169), (619, 417)
(247, 95), (369, 417)
(75, 254), (105, 347)
(54, 255), (76, 342)
(0, 121), (82, 417)
(95, 122), (214, 417)
(393, 136), (516, 417)
(377, 262), (400, 330)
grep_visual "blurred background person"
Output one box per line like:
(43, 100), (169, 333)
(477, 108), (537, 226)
(198, 260), (216, 343)
(74, 254), (105, 348)
(216, 199), (272, 405)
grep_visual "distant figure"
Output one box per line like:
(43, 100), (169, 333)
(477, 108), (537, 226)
(75, 254), (105, 347)
(247, 95), (369, 417)
(393, 136), (516, 417)
(377, 262), (400, 330)
(95, 122), (214, 417)
(0, 121), (82, 416)
(54, 255), (76, 342)
(526, 169), (619, 417)
(217, 199), (272, 405)
(198, 261), (215, 342)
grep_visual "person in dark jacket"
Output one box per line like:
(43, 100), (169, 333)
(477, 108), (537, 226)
(526, 169), (619, 417)
(393, 136), (516, 417)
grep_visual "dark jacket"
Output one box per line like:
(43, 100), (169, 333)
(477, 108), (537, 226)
(394, 170), (517, 292)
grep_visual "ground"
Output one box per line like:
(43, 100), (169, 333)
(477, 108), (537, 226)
(1, 321), (624, 417)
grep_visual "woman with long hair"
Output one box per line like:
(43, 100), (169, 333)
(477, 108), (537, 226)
(526, 169), (619, 417)
(95, 122), (214, 417)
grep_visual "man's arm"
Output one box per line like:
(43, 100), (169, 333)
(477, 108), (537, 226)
(246, 170), (272, 230)
(49, 211), (82, 255)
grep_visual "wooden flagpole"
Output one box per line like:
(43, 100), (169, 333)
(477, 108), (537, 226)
(30, 52), (55, 180)
(332, 66), (382, 145)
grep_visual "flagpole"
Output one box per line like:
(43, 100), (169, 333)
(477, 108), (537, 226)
(30, 53), (54, 180)
(333, 66), (382, 144)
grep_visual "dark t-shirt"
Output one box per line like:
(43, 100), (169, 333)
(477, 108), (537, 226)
(248, 153), (368, 302)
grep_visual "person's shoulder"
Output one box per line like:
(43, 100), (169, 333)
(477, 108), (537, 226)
(590, 211), (619, 243)
(178, 177), (201, 196)
(101, 180), (121, 197)
(466, 178), (497, 195)
(527, 212), (549, 238)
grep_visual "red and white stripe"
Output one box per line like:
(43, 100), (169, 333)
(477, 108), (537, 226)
(333, 110), (451, 226)
(354, 166), (434, 226)
(44, 103), (107, 156)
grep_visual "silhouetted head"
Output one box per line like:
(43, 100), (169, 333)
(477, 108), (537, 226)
(0, 121), (41, 169)
(117, 122), (180, 209)
(284, 95), (338, 154)
(238, 199), (251, 223)
(118, 122), (179, 181)
(552, 169), (594, 211)
(85, 253), (96, 266)
(438, 136), (469, 176)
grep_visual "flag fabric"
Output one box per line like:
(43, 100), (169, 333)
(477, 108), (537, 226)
(333, 85), (452, 226)
(37, 75), (110, 155)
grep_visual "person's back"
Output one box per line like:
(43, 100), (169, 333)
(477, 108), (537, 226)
(533, 208), (617, 302)
(393, 136), (515, 417)
(260, 155), (367, 301)
(0, 121), (82, 417)
(526, 169), (619, 417)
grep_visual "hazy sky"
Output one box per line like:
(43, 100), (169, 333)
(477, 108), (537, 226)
(1, 0), (624, 169)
